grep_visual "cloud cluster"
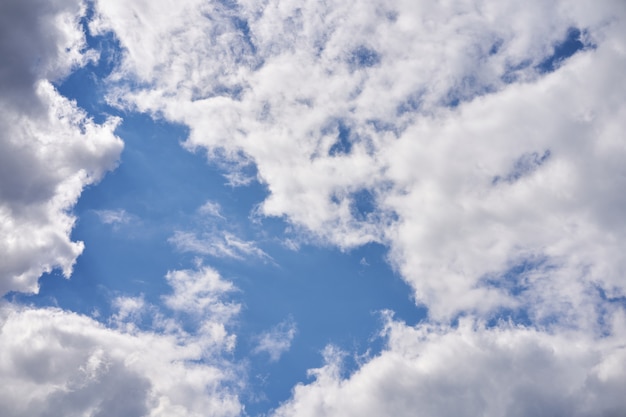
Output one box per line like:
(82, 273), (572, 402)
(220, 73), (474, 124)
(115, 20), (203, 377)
(0, 0), (123, 295)
(88, 0), (626, 414)
(0, 266), (242, 417)
(93, 0), (626, 322)
(3, 0), (625, 415)
(272, 313), (626, 417)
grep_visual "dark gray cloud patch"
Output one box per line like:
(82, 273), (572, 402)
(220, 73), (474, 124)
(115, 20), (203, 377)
(0, 0), (87, 113)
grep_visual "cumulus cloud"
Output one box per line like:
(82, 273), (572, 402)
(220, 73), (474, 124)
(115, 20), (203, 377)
(0, 0), (96, 111)
(0, 266), (242, 417)
(91, 0), (626, 324)
(272, 314), (626, 417)
(253, 318), (297, 362)
(0, 0), (123, 296)
(86, 0), (626, 415)
(163, 266), (241, 324)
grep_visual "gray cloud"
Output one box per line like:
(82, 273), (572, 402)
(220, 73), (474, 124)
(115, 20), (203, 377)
(0, 265), (242, 417)
(0, 0), (93, 113)
(0, 0), (123, 295)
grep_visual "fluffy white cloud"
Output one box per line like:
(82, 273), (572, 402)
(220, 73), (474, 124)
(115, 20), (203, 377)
(0, 0), (123, 295)
(87, 1), (626, 414)
(272, 314), (626, 417)
(92, 0), (626, 323)
(163, 266), (241, 325)
(0, 266), (242, 417)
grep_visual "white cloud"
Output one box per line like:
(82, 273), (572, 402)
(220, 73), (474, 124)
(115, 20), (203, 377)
(0, 0), (123, 296)
(198, 201), (225, 219)
(253, 319), (297, 362)
(86, 1), (626, 415)
(271, 314), (626, 417)
(0, 265), (242, 417)
(0, 80), (123, 296)
(163, 266), (240, 325)
(92, 0), (626, 325)
(95, 209), (132, 225)
(169, 231), (272, 262)
(169, 201), (273, 262)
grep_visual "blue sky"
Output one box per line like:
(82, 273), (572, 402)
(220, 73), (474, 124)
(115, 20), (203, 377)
(1, 1), (626, 416)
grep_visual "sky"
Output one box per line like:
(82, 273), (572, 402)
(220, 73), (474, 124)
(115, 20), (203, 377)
(1, 0), (626, 416)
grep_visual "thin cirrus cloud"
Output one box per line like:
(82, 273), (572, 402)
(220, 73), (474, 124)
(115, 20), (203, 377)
(169, 200), (273, 261)
(0, 0), (625, 416)
(94, 209), (133, 225)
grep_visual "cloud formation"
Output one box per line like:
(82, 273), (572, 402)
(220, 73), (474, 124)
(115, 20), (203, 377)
(169, 201), (272, 261)
(93, 0), (626, 322)
(272, 314), (626, 417)
(253, 318), (297, 362)
(2, 0), (625, 415)
(0, 0), (123, 295)
(88, 0), (626, 414)
(0, 266), (242, 417)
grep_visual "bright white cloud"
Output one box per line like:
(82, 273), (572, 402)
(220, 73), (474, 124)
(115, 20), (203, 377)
(272, 314), (626, 417)
(0, 266), (242, 417)
(253, 318), (297, 362)
(86, 0), (626, 415)
(93, 0), (626, 323)
(163, 266), (241, 325)
(0, 0), (123, 296)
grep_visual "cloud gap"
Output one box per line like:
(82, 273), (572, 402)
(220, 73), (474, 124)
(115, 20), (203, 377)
(327, 119), (353, 156)
(493, 149), (552, 185)
(347, 46), (381, 71)
(536, 27), (588, 73)
(350, 189), (376, 222)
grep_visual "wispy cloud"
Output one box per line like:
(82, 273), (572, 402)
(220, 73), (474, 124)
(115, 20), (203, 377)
(198, 201), (225, 219)
(95, 209), (132, 225)
(169, 231), (272, 262)
(253, 319), (297, 362)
